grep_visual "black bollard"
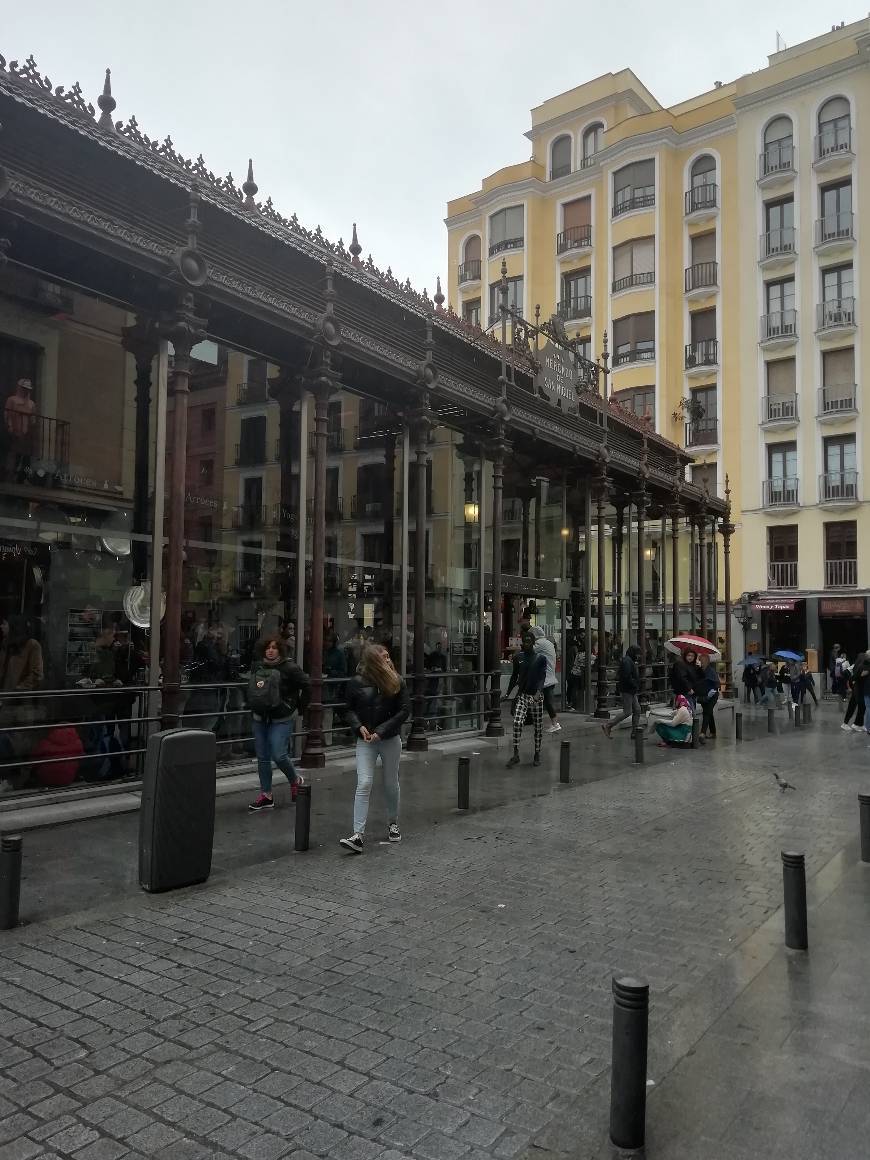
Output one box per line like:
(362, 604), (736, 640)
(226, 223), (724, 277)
(559, 741), (570, 784)
(609, 975), (649, 1150)
(633, 730), (644, 765)
(859, 794), (870, 863)
(793, 703), (801, 728)
(768, 707), (776, 734)
(781, 851), (808, 950)
(802, 702), (811, 725)
(691, 717), (700, 749)
(735, 711), (743, 741)
(294, 785), (311, 853)
(457, 755), (470, 810)
(0, 835), (22, 931)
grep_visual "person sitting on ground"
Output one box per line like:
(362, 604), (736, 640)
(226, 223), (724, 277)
(506, 633), (547, 768)
(654, 694), (694, 747)
(602, 644), (641, 740)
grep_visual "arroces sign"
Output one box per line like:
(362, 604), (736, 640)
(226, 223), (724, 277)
(536, 342), (578, 415)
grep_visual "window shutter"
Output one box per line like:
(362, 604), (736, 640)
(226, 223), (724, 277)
(563, 197), (591, 229)
(691, 232), (716, 263)
(823, 347), (855, 386)
(766, 358), (796, 396)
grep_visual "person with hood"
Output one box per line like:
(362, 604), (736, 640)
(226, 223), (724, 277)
(829, 642), (841, 695)
(246, 636), (310, 811)
(602, 644), (641, 739)
(799, 662), (818, 707)
(742, 662), (760, 704)
(339, 643), (410, 853)
(506, 633), (547, 768)
(530, 626), (561, 733)
(841, 651), (868, 730)
(699, 657), (721, 739)
(654, 694), (694, 747)
(669, 648), (703, 710)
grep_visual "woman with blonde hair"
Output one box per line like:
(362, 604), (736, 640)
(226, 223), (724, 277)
(339, 643), (409, 853)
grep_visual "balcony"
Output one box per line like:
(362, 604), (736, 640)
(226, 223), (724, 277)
(612, 271), (654, 294)
(503, 500), (523, 522)
(354, 410), (392, 447)
(612, 188), (655, 219)
(612, 344), (655, 368)
(758, 141), (796, 186)
(768, 561), (798, 589)
(557, 295), (592, 322)
(550, 162), (571, 180)
(488, 237), (523, 257)
(761, 394), (798, 427)
(759, 227), (796, 267)
(819, 470), (858, 507)
(763, 477), (799, 509)
(235, 570), (265, 594)
(684, 339), (718, 373)
(685, 418), (718, 448)
(556, 225), (592, 256)
(234, 441), (270, 467)
(457, 259), (481, 285)
(231, 505), (267, 530)
(684, 183), (718, 219)
(825, 558), (857, 588)
(308, 429), (345, 454)
(4, 414), (71, 486)
(305, 496), (343, 523)
(351, 495), (386, 520)
(814, 211), (854, 254)
(816, 298), (856, 337)
(817, 384), (857, 421)
(814, 119), (852, 169)
(236, 381), (269, 405)
(684, 261), (718, 296)
(759, 310), (797, 347)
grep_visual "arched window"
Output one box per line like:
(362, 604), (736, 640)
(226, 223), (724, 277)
(690, 154), (716, 188)
(581, 122), (603, 166)
(459, 236), (481, 284)
(817, 96), (851, 159)
(762, 116), (794, 176)
(550, 135), (572, 179)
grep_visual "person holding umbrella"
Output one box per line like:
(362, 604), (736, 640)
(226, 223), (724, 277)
(741, 660), (760, 704)
(666, 635), (717, 712)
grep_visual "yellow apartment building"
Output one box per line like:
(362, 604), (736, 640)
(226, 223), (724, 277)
(446, 17), (870, 673)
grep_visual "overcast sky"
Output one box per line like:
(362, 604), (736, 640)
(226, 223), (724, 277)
(5, 2), (868, 300)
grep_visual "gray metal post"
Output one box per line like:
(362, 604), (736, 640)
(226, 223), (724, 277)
(458, 755), (470, 810)
(691, 716), (700, 749)
(768, 707), (776, 733)
(781, 851), (808, 951)
(735, 711), (743, 741)
(0, 835), (22, 930)
(609, 976), (649, 1150)
(859, 794), (870, 863)
(802, 701), (811, 724)
(559, 741), (570, 784)
(634, 730), (644, 765)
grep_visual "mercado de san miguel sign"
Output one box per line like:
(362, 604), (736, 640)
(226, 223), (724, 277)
(535, 342), (579, 416)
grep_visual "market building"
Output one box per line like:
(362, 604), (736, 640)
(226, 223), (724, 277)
(445, 17), (870, 669)
(0, 49), (728, 806)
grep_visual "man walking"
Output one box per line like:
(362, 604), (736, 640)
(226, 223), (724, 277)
(529, 626), (561, 733)
(602, 644), (642, 739)
(506, 633), (547, 768)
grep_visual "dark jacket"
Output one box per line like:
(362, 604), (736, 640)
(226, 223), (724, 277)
(344, 676), (410, 740)
(703, 661), (720, 698)
(617, 647), (641, 694)
(669, 658), (699, 698)
(248, 657), (310, 721)
(513, 650), (547, 696)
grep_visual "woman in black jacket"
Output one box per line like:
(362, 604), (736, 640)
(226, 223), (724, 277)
(339, 644), (410, 854)
(247, 636), (310, 811)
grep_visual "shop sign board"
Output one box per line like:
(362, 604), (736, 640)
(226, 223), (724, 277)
(751, 598), (796, 612)
(536, 342), (578, 415)
(819, 597), (865, 617)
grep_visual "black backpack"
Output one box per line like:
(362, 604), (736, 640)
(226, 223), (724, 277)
(247, 667), (283, 714)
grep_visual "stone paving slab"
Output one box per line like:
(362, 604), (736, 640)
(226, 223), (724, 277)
(1, 704), (868, 1159)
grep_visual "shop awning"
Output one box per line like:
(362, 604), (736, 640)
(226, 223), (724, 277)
(820, 597), (866, 617)
(751, 598), (797, 611)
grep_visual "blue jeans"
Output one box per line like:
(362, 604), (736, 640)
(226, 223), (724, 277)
(353, 734), (401, 835)
(863, 693), (870, 733)
(252, 717), (299, 794)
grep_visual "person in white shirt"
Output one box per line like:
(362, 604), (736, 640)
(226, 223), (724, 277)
(529, 626), (560, 733)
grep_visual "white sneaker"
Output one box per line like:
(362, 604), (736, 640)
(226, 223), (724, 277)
(841, 723), (852, 731)
(851, 724), (863, 732)
(547, 722), (562, 733)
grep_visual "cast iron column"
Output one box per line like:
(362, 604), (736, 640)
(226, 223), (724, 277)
(519, 483), (533, 577)
(613, 501), (625, 650)
(485, 420), (508, 736)
(300, 372), (333, 767)
(534, 477), (543, 579)
(660, 515), (667, 646)
(160, 293), (206, 728)
(723, 476), (735, 697)
(689, 518), (697, 630)
(121, 318), (158, 583)
(670, 505), (681, 640)
(406, 414), (431, 751)
(382, 430), (398, 640)
(595, 468), (610, 717)
(697, 511), (708, 640)
(635, 487), (647, 670)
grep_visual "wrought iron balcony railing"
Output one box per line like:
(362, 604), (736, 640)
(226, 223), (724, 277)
(684, 339), (718, 370)
(685, 183), (718, 215)
(488, 237), (523, 256)
(458, 259), (481, 284)
(236, 381), (269, 405)
(817, 297), (856, 332)
(612, 271), (654, 293)
(818, 384), (857, 415)
(556, 225), (592, 254)
(759, 140), (796, 179)
(815, 211), (854, 246)
(763, 477), (799, 507)
(308, 429), (345, 454)
(761, 394), (798, 424)
(612, 188), (655, 218)
(814, 118), (852, 162)
(557, 295), (592, 321)
(825, 558), (857, 588)
(819, 470), (858, 502)
(685, 419), (718, 447)
(768, 561), (797, 589)
(760, 227), (796, 260)
(684, 261), (718, 293)
(760, 310), (797, 342)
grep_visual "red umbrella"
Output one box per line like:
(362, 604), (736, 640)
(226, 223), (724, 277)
(665, 634), (721, 660)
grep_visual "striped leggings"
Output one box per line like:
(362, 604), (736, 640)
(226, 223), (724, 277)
(512, 692), (543, 752)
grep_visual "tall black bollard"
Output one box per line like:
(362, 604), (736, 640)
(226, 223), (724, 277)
(457, 755), (470, 811)
(802, 702), (811, 725)
(609, 975), (649, 1150)
(294, 785), (311, 852)
(768, 707), (776, 734)
(633, 730), (644, 765)
(0, 835), (22, 930)
(691, 717), (700, 749)
(735, 711), (743, 741)
(781, 851), (808, 950)
(859, 794), (870, 863)
(559, 741), (570, 784)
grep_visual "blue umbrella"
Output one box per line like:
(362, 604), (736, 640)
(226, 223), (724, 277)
(773, 649), (803, 662)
